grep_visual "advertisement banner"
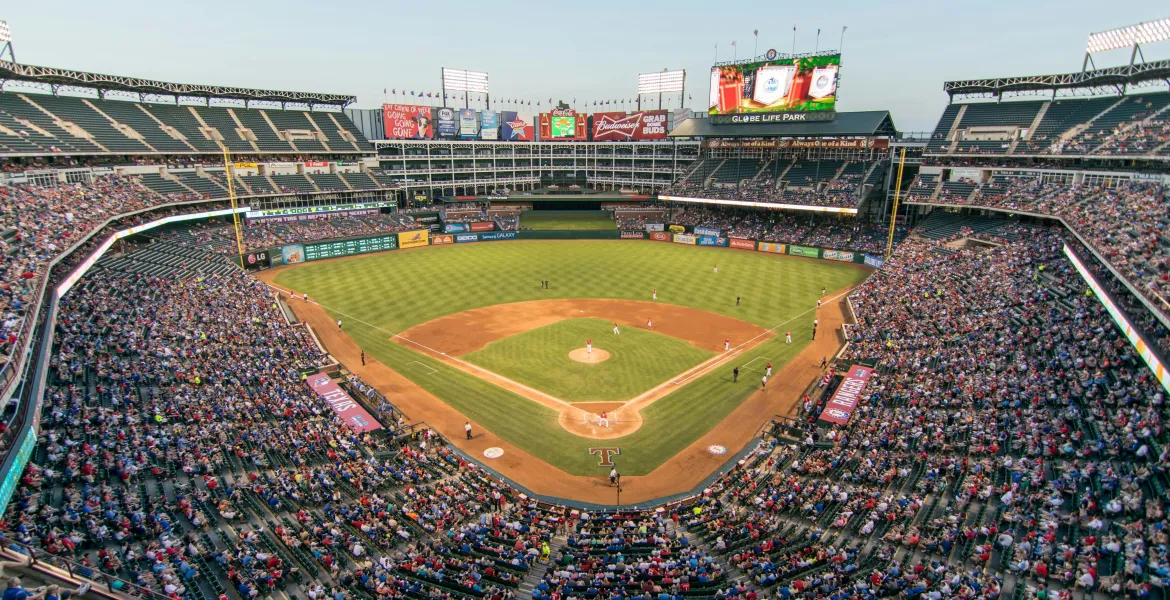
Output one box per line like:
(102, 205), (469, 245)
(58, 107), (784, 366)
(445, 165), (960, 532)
(710, 53), (840, 116)
(305, 161), (329, 167)
(436, 107), (458, 138)
(444, 223), (469, 233)
(863, 254), (885, 268)
(500, 111), (535, 141)
(591, 110), (669, 141)
(818, 365), (873, 426)
(307, 373), (382, 432)
(455, 233), (479, 243)
(281, 244), (305, 265)
(697, 235), (729, 247)
(398, 230), (429, 249)
(459, 108), (479, 138)
(620, 231), (647, 239)
(823, 250), (855, 262)
(758, 242), (786, 254)
(382, 104), (434, 139)
(480, 231), (517, 241)
(694, 226), (721, 237)
(673, 234), (697, 245)
(234, 161), (259, 169)
(432, 234), (455, 245)
(470, 221), (495, 232)
(668, 224), (686, 233)
(645, 223), (666, 232)
(243, 251), (270, 269)
(480, 111), (499, 140)
(539, 109), (588, 141)
(650, 231), (670, 241)
(706, 138), (890, 150)
(788, 245), (821, 258)
(730, 238), (756, 250)
(702, 139), (779, 150)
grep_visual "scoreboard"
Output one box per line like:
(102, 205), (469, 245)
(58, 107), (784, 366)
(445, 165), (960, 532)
(303, 234), (398, 261)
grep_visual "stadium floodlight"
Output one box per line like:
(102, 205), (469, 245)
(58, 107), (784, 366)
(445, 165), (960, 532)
(0, 21), (10, 43)
(637, 69), (686, 94)
(1085, 18), (1170, 53)
(442, 68), (489, 93)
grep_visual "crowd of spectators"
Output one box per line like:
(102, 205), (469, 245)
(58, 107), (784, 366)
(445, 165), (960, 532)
(666, 178), (863, 211)
(193, 214), (418, 254)
(668, 206), (900, 255)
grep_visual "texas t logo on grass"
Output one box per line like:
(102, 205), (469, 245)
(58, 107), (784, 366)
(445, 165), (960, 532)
(589, 447), (620, 467)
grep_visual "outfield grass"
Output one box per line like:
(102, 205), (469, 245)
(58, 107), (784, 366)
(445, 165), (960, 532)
(463, 318), (715, 402)
(275, 240), (869, 475)
(519, 210), (616, 230)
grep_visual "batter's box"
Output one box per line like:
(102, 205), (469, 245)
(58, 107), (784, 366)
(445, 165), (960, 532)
(406, 361), (438, 375)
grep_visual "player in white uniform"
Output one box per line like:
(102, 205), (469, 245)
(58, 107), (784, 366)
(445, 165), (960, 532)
(652, 288), (657, 301)
(647, 318), (652, 329)
(714, 264), (718, 273)
(613, 322), (620, 335)
(598, 411), (609, 428)
(786, 331), (792, 343)
(586, 338), (592, 354)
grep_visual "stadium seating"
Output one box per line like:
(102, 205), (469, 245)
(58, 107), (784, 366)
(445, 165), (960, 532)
(711, 158), (763, 184)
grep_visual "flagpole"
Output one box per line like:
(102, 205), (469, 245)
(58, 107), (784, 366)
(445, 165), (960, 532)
(839, 25), (848, 54)
(792, 26), (796, 56)
(714, 42), (718, 62)
(753, 30), (758, 59)
(732, 41), (737, 63)
(815, 29), (821, 53)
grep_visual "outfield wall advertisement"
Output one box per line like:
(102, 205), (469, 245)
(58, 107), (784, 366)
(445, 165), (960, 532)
(787, 245), (821, 258)
(758, 242), (786, 254)
(621, 231), (647, 239)
(673, 234), (697, 245)
(431, 234), (455, 245)
(455, 233), (479, 243)
(398, 230), (429, 249)
(480, 231), (517, 241)
(697, 236), (729, 247)
(650, 232), (670, 241)
(382, 104), (434, 139)
(863, 254), (885, 268)
(470, 221), (495, 232)
(823, 250), (855, 262)
(730, 238), (756, 250)
(694, 226), (721, 237)
(645, 223), (665, 232)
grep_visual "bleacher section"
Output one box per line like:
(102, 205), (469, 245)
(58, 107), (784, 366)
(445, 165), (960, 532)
(0, 93), (104, 153)
(140, 103), (224, 152)
(271, 174), (318, 194)
(926, 91), (1170, 156)
(308, 172), (348, 191)
(174, 172), (228, 196)
(781, 161), (838, 187)
(136, 173), (192, 198)
(710, 158), (762, 183)
(239, 174), (276, 194)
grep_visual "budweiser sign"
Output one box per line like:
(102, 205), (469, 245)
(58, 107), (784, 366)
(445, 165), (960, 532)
(592, 110), (668, 141)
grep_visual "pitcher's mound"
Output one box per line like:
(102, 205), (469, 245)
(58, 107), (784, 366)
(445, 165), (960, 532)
(569, 348), (610, 363)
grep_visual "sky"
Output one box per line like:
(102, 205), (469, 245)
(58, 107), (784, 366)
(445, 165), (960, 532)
(3, 0), (1166, 131)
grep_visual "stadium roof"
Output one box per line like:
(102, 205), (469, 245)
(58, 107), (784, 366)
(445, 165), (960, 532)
(944, 59), (1170, 100)
(668, 111), (896, 138)
(0, 60), (357, 107)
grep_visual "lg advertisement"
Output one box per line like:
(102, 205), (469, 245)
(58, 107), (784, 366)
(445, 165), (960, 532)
(708, 53), (839, 119)
(382, 104), (434, 139)
(591, 110), (668, 141)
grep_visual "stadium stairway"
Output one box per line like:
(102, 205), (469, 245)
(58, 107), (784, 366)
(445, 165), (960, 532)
(517, 535), (567, 598)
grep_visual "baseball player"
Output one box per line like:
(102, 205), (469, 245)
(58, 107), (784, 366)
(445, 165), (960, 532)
(646, 318), (653, 329)
(724, 337), (730, 352)
(464, 422), (472, 440)
(817, 298), (822, 308)
(713, 264), (718, 273)
(821, 287), (827, 296)
(613, 322), (620, 335)
(766, 362), (773, 377)
(599, 411), (609, 428)
(652, 288), (657, 301)
(786, 331), (793, 343)
(337, 319), (342, 332)
(761, 375), (768, 389)
(587, 338), (592, 354)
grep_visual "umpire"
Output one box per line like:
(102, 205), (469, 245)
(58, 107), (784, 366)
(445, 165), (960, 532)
(733, 367), (739, 383)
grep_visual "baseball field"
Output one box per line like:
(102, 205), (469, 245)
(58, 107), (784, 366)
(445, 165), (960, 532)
(269, 240), (868, 485)
(519, 210), (617, 230)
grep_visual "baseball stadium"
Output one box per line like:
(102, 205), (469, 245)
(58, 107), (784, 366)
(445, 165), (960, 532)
(0, 6), (1167, 600)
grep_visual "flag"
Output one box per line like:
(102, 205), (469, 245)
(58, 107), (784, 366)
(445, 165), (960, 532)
(731, 40), (736, 47)
(383, 88), (386, 94)
(753, 29), (758, 36)
(392, 89), (396, 94)
(410, 91), (415, 96)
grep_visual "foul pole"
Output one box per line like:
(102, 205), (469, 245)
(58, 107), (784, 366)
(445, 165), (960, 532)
(885, 147), (906, 261)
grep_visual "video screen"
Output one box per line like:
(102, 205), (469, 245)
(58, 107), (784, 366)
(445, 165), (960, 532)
(550, 116), (577, 137)
(709, 54), (839, 115)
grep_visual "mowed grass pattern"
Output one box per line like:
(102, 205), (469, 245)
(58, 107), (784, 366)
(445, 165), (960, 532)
(464, 318), (715, 402)
(519, 210), (616, 230)
(275, 241), (869, 475)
